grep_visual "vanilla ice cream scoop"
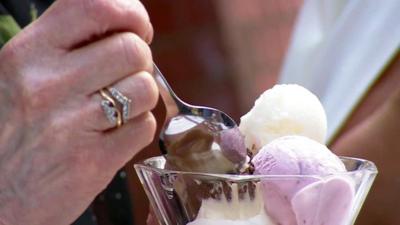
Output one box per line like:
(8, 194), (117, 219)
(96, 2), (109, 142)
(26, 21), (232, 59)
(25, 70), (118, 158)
(187, 184), (276, 225)
(252, 135), (351, 225)
(239, 84), (327, 154)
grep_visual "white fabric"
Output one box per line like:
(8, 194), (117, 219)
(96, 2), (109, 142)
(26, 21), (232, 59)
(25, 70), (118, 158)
(279, 0), (400, 143)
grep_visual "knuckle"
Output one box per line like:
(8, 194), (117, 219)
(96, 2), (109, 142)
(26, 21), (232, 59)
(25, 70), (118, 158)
(81, 0), (110, 20)
(79, 0), (120, 35)
(79, 0), (153, 42)
(134, 72), (159, 110)
(118, 33), (152, 72)
(0, 38), (27, 68)
(0, 43), (18, 62)
(140, 112), (157, 145)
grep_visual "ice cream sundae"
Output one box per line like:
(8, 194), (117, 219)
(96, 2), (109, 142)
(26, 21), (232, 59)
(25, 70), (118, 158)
(135, 84), (377, 225)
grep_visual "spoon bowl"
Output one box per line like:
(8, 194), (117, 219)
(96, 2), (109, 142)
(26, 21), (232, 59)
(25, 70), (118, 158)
(153, 64), (247, 174)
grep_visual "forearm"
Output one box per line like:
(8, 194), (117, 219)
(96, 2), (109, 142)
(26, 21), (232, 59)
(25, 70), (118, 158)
(332, 87), (400, 225)
(332, 87), (400, 160)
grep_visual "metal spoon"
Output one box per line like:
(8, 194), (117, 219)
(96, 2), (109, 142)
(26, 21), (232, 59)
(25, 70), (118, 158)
(153, 64), (248, 174)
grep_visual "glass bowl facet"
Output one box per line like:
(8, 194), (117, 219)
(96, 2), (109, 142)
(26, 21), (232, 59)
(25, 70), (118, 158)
(135, 156), (377, 225)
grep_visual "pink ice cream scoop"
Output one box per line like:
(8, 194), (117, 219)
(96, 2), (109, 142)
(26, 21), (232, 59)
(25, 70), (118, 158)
(291, 176), (355, 225)
(252, 135), (354, 225)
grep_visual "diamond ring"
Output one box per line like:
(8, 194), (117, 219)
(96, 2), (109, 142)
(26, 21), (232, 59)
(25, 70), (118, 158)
(100, 89), (123, 128)
(108, 87), (132, 123)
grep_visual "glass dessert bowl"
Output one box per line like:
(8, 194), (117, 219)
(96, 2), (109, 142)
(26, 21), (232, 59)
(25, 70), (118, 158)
(135, 156), (377, 225)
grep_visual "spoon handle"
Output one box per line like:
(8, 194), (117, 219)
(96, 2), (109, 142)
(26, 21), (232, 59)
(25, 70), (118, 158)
(153, 63), (183, 119)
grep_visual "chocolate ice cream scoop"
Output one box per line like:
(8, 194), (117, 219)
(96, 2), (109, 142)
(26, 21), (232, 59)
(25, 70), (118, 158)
(164, 115), (247, 173)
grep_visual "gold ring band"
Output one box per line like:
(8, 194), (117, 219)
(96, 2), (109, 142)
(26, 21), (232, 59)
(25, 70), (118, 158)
(100, 88), (123, 128)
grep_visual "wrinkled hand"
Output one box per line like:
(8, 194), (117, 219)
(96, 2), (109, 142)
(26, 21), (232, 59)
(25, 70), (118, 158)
(0, 0), (158, 224)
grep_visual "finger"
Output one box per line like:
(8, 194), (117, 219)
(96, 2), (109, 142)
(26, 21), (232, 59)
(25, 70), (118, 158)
(98, 112), (157, 167)
(86, 71), (158, 131)
(65, 32), (152, 94)
(34, 0), (153, 49)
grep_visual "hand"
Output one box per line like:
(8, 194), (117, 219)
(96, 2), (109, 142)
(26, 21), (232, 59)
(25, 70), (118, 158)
(0, 0), (157, 224)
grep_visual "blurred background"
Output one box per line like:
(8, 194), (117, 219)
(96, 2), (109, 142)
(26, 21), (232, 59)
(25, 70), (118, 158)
(125, 0), (303, 224)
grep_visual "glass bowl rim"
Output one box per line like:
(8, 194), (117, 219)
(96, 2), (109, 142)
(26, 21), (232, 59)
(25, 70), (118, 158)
(134, 156), (378, 180)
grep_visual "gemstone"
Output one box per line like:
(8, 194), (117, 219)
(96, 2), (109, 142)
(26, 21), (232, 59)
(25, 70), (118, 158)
(108, 87), (131, 122)
(101, 100), (117, 124)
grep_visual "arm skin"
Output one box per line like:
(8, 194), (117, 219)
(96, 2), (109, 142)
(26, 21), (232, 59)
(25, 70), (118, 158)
(332, 56), (400, 225)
